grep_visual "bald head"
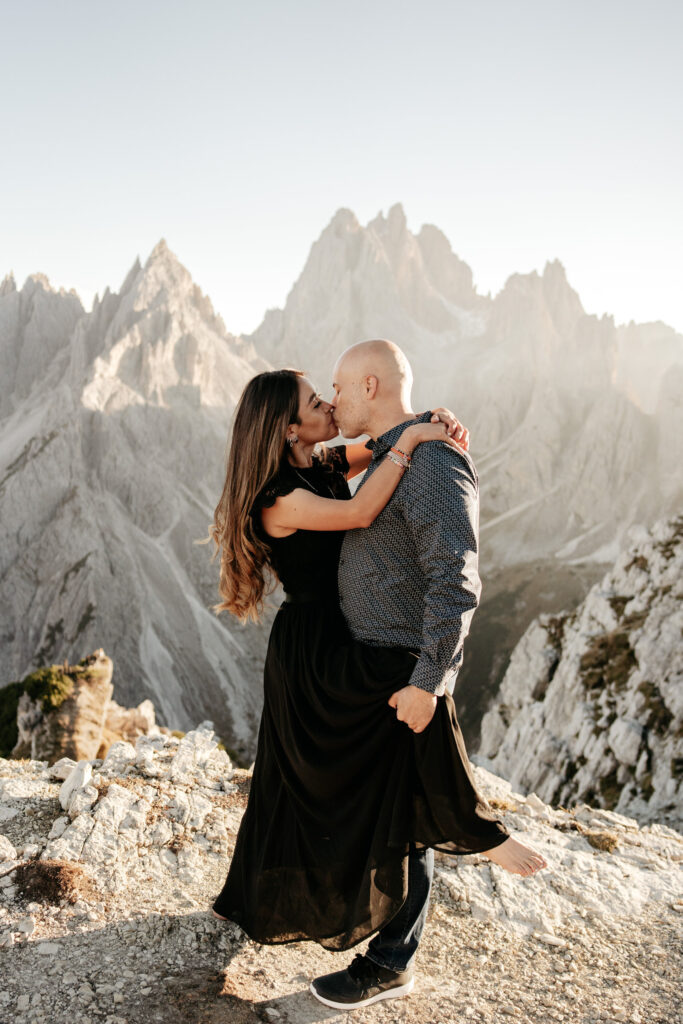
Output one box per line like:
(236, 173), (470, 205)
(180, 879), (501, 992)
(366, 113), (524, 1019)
(335, 339), (413, 395)
(330, 339), (415, 439)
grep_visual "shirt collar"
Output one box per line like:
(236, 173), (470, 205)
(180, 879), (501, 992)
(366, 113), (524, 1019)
(366, 411), (432, 460)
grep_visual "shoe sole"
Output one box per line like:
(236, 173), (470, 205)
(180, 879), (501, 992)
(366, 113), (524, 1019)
(309, 977), (414, 1010)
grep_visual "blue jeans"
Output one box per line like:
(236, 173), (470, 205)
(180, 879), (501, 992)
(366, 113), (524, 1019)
(365, 845), (434, 974)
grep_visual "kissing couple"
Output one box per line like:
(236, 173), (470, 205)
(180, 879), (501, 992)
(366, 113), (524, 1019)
(210, 339), (546, 1010)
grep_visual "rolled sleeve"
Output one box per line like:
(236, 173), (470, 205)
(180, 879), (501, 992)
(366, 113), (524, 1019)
(399, 445), (482, 697)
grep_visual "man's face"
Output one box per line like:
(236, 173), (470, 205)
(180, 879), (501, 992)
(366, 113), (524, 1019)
(329, 358), (367, 438)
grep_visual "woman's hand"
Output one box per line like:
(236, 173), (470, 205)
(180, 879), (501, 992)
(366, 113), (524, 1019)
(430, 407), (469, 450)
(396, 420), (468, 455)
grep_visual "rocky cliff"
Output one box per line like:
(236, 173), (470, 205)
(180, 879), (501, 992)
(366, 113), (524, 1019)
(478, 517), (683, 827)
(0, 247), (269, 759)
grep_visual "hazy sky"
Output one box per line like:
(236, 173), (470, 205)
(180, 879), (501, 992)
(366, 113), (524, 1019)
(2, 0), (681, 334)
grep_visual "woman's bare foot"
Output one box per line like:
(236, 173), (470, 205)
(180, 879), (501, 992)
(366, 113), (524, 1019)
(483, 836), (547, 876)
(212, 909), (229, 920)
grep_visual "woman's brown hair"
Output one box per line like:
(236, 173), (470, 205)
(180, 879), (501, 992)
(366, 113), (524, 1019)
(211, 369), (304, 622)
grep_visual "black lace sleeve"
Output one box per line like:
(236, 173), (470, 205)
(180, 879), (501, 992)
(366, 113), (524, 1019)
(252, 465), (299, 513)
(253, 446), (350, 516)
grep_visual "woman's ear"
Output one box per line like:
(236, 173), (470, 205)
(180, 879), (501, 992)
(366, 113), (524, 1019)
(286, 424), (299, 446)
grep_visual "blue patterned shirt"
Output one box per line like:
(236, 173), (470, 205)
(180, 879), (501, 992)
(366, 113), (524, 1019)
(337, 414), (482, 697)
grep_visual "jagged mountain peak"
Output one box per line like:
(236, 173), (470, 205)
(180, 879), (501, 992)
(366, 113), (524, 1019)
(21, 272), (55, 296)
(542, 257), (568, 281)
(368, 202), (409, 242)
(107, 240), (221, 338)
(327, 207), (361, 234)
(148, 237), (171, 260)
(73, 236), (262, 421)
(417, 222), (478, 307)
(0, 271), (16, 296)
(140, 238), (191, 287)
(118, 256), (142, 298)
(24, 271), (52, 290)
(542, 259), (584, 323)
(492, 260), (585, 342)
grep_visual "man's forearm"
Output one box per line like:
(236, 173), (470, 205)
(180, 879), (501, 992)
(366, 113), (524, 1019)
(407, 567), (481, 695)
(402, 447), (482, 697)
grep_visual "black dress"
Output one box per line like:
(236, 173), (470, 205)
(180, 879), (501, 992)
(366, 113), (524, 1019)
(212, 446), (506, 951)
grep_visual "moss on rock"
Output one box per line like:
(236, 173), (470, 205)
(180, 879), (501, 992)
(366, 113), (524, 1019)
(0, 665), (75, 757)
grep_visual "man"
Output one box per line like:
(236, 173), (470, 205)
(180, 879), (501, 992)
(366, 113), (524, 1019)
(310, 339), (545, 1010)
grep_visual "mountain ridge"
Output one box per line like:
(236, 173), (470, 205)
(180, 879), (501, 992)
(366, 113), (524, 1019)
(2, 211), (681, 757)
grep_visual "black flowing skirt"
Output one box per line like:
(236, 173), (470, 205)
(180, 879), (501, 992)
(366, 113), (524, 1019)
(212, 596), (507, 951)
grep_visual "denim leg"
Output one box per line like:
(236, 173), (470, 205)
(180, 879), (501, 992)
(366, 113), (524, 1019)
(365, 846), (434, 973)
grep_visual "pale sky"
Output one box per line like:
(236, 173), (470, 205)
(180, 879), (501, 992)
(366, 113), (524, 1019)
(2, 0), (681, 335)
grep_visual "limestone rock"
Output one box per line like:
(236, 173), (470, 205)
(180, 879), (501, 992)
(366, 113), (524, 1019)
(66, 784), (99, 819)
(100, 740), (136, 774)
(98, 698), (158, 756)
(479, 517), (683, 827)
(0, 835), (16, 861)
(40, 722), (235, 892)
(59, 762), (93, 810)
(10, 652), (113, 763)
(49, 757), (78, 780)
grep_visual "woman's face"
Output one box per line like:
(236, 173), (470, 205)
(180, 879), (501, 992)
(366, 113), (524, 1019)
(290, 378), (338, 445)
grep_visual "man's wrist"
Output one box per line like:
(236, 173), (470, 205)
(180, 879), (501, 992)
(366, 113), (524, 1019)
(409, 683), (439, 699)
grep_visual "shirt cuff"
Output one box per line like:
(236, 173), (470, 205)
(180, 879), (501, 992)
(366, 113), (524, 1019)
(408, 661), (459, 698)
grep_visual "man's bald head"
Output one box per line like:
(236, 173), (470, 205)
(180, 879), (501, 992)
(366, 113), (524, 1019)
(330, 339), (415, 439)
(334, 339), (413, 397)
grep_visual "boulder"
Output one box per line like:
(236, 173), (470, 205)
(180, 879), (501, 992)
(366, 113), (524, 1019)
(10, 651), (113, 764)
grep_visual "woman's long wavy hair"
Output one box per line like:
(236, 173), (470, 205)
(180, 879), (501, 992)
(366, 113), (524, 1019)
(211, 369), (304, 622)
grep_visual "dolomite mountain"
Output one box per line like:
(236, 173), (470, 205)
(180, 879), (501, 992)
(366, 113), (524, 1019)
(0, 243), (269, 758)
(478, 516), (683, 829)
(2, 209), (682, 758)
(250, 204), (683, 566)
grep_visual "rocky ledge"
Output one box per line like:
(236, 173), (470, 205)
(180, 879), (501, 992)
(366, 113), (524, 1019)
(0, 725), (681, 1024)
(1, 651), (162, 765)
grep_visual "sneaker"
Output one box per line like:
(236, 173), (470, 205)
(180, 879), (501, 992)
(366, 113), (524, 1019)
(310, 952), (414, 1010)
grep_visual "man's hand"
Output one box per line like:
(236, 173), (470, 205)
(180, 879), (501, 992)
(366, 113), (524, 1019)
(388, 685), (437, 733)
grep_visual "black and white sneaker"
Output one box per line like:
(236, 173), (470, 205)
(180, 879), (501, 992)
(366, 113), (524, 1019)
(310, 953), (414, 1010)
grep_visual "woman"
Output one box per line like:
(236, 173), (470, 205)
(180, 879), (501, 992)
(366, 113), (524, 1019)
(210, 369), (544, 952)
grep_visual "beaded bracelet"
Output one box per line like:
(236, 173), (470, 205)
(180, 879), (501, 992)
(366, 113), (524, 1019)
(391, 446), (412, 462)
(389, 448), (411, 464)
(387, 450), (410, 470)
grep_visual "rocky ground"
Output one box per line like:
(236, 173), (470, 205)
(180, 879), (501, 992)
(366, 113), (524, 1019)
(1, 726), (682, 1024)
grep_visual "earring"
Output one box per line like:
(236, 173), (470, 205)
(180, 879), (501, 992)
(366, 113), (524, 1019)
(287, 436), (298, 447)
